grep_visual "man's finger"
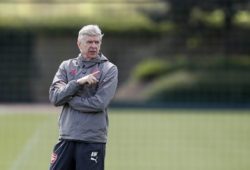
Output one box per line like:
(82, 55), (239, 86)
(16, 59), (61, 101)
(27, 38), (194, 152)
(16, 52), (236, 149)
(90, 76), (98, 82)
(91, 71), (100, 76)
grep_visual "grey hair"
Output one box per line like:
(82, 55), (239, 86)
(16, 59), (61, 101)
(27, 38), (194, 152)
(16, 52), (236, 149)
(78, 25), (104, 42)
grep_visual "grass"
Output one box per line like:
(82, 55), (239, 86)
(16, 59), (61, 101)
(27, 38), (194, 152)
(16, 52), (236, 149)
(0, 113), (57, 170)
(0, 108), (250, 170)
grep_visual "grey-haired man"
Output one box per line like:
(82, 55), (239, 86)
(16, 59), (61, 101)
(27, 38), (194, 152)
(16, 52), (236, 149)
(49, 25), (118, 170)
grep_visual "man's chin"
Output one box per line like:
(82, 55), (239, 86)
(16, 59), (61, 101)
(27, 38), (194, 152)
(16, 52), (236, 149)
(85, 54), (98, 60)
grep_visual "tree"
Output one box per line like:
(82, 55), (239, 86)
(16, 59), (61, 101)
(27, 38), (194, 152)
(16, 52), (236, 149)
(142, 0), (250, 55)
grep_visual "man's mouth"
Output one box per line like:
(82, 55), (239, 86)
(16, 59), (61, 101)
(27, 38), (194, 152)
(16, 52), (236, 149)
(88, 50), (96, 54)
(89, 49), (97, 53)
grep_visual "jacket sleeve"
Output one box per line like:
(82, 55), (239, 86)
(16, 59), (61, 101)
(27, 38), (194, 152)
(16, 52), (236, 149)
(68, 66), (118, 112)
(49, 61), (81, 106)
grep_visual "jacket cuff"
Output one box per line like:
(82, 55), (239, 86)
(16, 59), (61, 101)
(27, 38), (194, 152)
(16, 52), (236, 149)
(68, 80), (81, 92)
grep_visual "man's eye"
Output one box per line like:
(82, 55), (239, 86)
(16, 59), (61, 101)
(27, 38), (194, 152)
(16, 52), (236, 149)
(87, 41), (99, 44)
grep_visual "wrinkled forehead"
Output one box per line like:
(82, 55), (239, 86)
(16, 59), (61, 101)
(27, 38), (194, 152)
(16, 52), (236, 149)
(78, 34), (102, 42)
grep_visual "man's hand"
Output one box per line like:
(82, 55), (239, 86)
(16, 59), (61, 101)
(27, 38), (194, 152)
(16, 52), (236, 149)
(77, 71), (100, 85)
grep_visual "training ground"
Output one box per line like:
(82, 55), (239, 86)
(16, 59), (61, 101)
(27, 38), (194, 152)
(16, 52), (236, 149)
(0, 104), (250, 170)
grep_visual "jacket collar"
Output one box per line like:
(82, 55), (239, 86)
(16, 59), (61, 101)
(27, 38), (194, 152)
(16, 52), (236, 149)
(77, 53), (108, 68)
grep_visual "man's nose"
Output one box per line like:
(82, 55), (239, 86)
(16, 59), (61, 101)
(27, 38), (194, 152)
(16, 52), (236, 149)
(90, 42), (97, 47)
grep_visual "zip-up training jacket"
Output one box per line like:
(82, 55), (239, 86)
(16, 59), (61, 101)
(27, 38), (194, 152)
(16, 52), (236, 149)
(49, 53), (118, 143)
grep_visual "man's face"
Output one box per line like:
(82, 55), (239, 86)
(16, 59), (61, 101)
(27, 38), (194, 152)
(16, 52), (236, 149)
(78, 35), (102, 60)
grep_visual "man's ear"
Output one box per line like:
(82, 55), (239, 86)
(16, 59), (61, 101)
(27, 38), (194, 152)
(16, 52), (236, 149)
(77, 41), (82, 52)
(77, 40), (81, 48)
(76, 41), (82, 52)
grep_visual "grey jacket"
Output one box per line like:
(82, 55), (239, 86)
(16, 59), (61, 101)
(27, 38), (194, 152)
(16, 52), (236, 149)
(49, 53), (118, 143)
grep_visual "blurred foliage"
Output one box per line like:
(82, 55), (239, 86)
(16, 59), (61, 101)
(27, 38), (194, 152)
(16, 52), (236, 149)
(0, 1), (167, 34)
(129, 56), (250, 103)
(144, 0), (250, 28)
(0, 0), (249, 34)
(145, 70), (250, 103)
(234, 10), (250, 28)
(190, 9), (225, 28)
(133, 59), (172, 82)
(182, 56), (250, 71)
(141, 0), (250, 56)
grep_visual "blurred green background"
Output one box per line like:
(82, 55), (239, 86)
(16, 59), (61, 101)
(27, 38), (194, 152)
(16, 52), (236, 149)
(0, 0), (250, 170)
(0, 0), (250, 106)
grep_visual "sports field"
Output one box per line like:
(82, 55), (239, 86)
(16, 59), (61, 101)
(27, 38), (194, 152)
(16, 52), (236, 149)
(0, 105), (250, 170)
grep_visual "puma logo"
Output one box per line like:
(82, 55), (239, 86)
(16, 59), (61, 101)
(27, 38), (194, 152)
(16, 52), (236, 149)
(90, 151), (98, 163)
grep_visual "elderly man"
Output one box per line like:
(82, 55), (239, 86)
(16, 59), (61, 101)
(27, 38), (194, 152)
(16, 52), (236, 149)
(49, 25), (118, 170)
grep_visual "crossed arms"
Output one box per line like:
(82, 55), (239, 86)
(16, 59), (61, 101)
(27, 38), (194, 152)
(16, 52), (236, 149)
(49, 62), (118, 113)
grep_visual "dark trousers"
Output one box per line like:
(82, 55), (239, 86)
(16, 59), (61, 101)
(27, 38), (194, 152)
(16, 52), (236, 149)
(49, 140), (106, 170)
